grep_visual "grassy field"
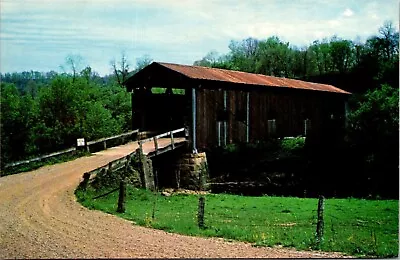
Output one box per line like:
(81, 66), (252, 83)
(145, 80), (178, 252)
(76, 186), (399, 258)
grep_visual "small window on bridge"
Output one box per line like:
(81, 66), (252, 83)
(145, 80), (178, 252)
(151, 87), (167, 94)
(172, 89), (185, 95)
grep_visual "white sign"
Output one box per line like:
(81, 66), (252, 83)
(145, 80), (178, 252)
(77, 138), (85, 147)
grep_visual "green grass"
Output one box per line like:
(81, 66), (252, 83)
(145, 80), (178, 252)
(76, 187), (399, 258)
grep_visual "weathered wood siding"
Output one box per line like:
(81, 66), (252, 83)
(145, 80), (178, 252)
(196, 88), (345, 150)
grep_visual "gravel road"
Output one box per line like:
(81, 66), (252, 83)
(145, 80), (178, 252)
(0, 141), (349, 258)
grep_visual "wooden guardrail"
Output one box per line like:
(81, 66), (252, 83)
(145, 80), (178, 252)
(4, 147), (77, 169)
(79, 127), (188, 191)
(79, 151), (136, 190)
(85, 152), (135, 177)
(86, 129), (139, 152)
(138, 128), (188, 157)
(3, 129), (140, 170)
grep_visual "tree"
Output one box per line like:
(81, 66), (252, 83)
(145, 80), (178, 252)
(193, 51), (220, 67)
(111, 52), (130, 86)
(378, 20), (399, 60)
(135, 54), (153, 71)
(348, 84), (398, 145)
(346, 84), (399, 197)
(34, 76), (80, 151)
(62, 54), (84, 82)
(1, 83), (36, 163)
(228, 37), (259, 72)
(330, 38), (354, 74)
(309, 39), (333, 75)
(82, 102), (122, 140)
(255, 36), (294, 77)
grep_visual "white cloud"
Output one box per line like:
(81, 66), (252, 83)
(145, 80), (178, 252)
(342, 8), (354, 17)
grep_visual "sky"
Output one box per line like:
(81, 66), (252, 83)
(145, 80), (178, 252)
(1, 0), (399, 76)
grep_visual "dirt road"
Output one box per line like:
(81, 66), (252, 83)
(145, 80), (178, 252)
(0, 141), (348, 258)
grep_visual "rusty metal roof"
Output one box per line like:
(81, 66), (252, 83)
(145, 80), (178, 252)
(156, 62), (350, 94)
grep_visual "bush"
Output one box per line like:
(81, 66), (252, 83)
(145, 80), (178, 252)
(345, 84), (399, 198)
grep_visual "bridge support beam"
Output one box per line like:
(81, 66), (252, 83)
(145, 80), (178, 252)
(191, 88), (197, 154)
(191, 87), (197, 154)
(136, 148), (155, 191)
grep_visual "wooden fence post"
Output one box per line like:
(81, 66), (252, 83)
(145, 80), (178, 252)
(152, 170), (159, 219)
(107, 162), (113, 175)
(117, 179), (126, 213)
(124, 155), (131, 173)
(198, 196), (205, 229)
(153, 137), (159, 155)
(170, 131), (175, 149)
(81, 172), (90, 190)
(139, 141), (143, 155)
(316, 195), (325, 247)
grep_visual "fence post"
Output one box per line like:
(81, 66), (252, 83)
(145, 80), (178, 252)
(107, 162), (113, 175)
(316, 195), (325, 247)
(117, 179), (126, 213)
(152, 170), (159, 219)
(198, 196), (205, 229)
(170, 131), (175, 149)
(153, 137), (159, 155)
(124, 155), (131, 172)
(139, 141), (143, 155)
(81, 172), (91, 190)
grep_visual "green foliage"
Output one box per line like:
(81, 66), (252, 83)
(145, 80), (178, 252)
(1, 83), (37, 164)
(346, 84), (399, 190)
(172, 88), (185, 95)
(280, 138), (305, 155)
(1, 64), (132, 168)
(76, 187), (399, 258)
(348, 84), (398, 141)
(34, 76), (80, 151)
(151, 87), (167, 94)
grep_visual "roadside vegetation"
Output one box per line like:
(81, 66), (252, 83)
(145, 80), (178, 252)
(76, 186), (399, 258)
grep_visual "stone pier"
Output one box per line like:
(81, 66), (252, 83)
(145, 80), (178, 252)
(176, 152), (209, 190)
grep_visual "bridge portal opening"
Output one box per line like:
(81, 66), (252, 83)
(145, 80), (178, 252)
(132, 87), (189, 135)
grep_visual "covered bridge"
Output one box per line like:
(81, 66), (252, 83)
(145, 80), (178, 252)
(124, 62), (351, 153)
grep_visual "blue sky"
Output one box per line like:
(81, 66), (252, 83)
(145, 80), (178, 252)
(1, 0), (398, 76)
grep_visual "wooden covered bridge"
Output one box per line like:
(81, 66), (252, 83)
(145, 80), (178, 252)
(120, 62), (351, 190)
(123, 62), (351, 154)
